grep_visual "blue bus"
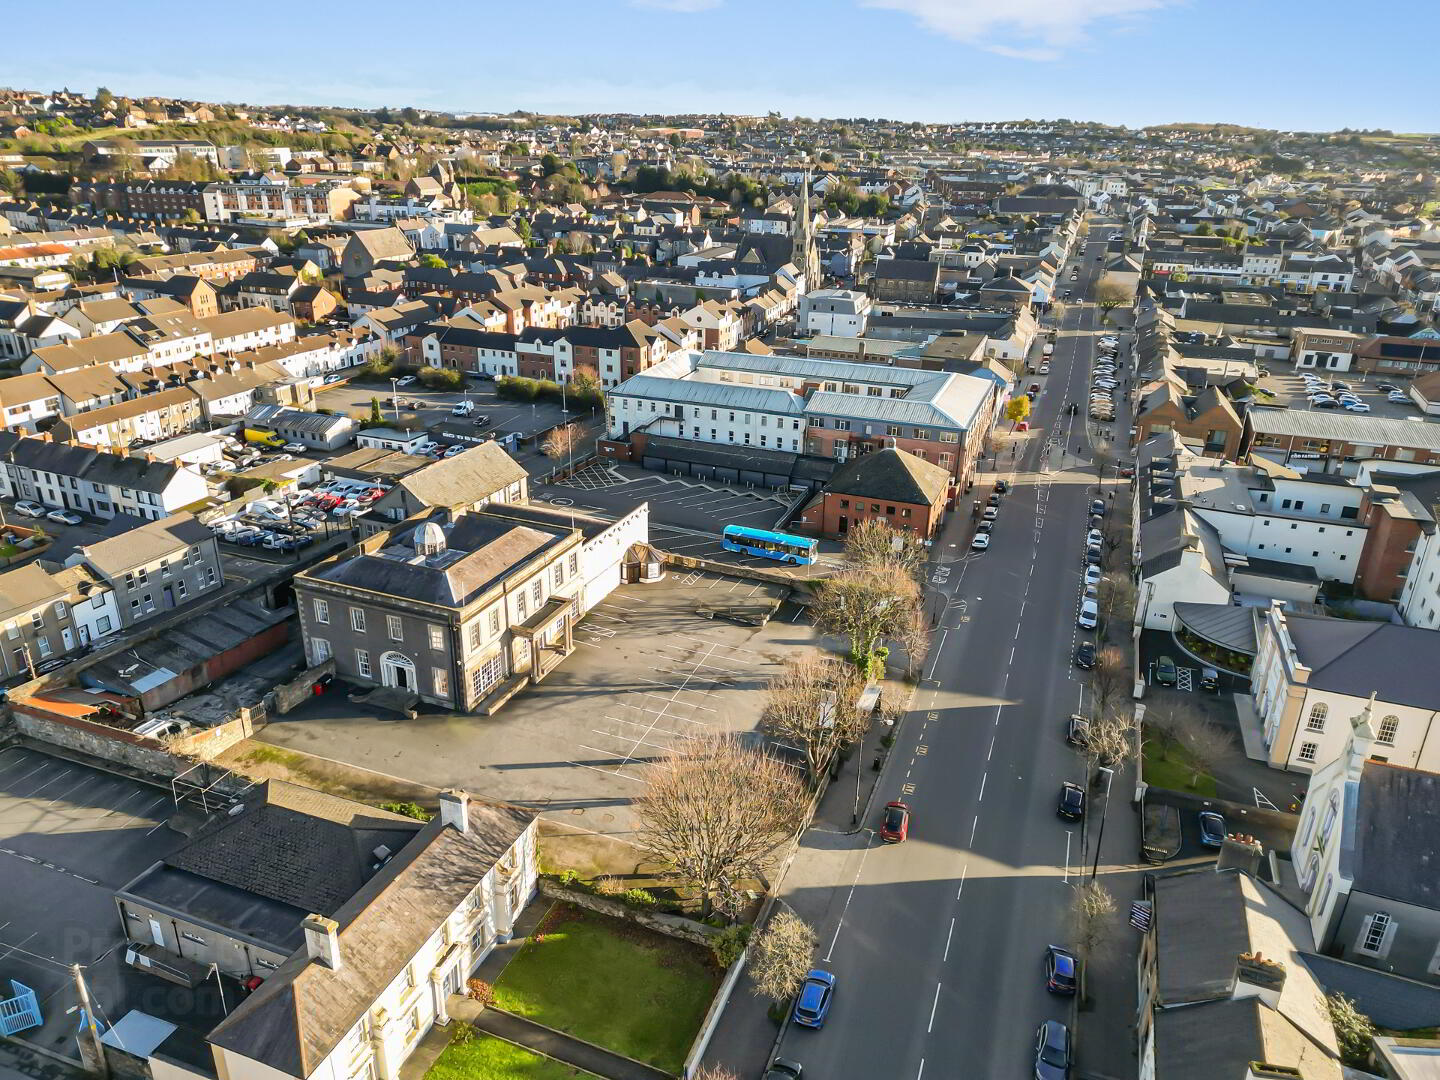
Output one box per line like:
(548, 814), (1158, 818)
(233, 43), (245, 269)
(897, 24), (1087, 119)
(721, 525), (819, 565)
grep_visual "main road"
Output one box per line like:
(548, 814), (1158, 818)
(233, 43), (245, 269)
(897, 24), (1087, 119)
(769, 225), (1124, 1079)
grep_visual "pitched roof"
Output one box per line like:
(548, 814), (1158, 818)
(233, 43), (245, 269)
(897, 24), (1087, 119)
(394, 442), (527, 509)
(1351, 761), (1440, 909)
(825, 447), (951, 506)
(1285, 616), (1440, 711)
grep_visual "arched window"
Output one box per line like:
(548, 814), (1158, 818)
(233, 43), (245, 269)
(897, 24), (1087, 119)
(1377, 715), (1399, 745)
(1305, 702), (1328, 733)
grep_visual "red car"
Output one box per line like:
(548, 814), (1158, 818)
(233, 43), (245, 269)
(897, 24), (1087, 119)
(879, 801), (911, 843)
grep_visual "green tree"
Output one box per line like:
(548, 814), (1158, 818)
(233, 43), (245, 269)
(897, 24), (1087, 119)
(94, 86), (114, 110)
(540, 153), (561, 176)
(418, 253), (448, 269)
(369, 398), (383, 425)
(1326, 993), (1375, 1067)
(514, 217), (532, 244)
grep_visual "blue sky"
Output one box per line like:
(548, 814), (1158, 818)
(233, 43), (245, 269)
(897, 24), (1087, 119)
(8, 1), (1433, 132)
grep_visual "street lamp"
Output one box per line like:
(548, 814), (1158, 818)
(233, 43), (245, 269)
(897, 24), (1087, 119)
(1090, 765), (1115, 881)
(389, 378), (400, 423)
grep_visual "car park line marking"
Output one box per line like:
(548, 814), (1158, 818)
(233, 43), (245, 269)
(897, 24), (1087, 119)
(601, 718), (686, 739)
(568, 760), (646, 784)
(927, 981), (942, 1033)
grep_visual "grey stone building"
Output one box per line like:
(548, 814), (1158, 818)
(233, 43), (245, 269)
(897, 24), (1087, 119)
(295, 508), (585, 712)
(62, 511), (225, 629)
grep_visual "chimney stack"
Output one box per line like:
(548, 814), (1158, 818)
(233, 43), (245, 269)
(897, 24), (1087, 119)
(1217, 833), (1264, 877)
(1233, 951), (1286, 1008)
(439, 789), (470, 833)
(301, 914), (341, 969)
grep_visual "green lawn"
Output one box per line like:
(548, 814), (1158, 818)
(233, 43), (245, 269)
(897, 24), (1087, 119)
(1143, 737), (1218, 797)
(425, 1034), (596, 1080)
(494, 905), (720, 1073)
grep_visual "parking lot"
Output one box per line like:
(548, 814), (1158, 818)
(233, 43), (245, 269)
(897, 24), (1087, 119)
(314, 380), (581, 443)
(1255, 360), (1424, 420)
(256, 570), (817, 835)
(531, 462), (843, 573)
(0, 746), (196, 1058)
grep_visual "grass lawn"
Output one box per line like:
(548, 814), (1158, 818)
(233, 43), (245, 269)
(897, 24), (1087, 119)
(425, 1033), (596, 1080)
(494, 904), (720, 1074)
(1143, 736), (1218, 797)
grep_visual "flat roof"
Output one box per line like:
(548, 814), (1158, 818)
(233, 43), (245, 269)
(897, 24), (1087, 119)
(1248, 407), (1440, 451)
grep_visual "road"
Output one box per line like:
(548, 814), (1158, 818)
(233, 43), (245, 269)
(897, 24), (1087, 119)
(767, 226), (1131, 1079)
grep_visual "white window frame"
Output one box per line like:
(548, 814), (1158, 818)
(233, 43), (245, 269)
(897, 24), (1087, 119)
(428, 624), (444, 652)
(1298, 741), (1319, 763)
(1357, 912), (1393, 956)
(1305, 702), (1328, 733)
(314, 598), (329, 624)
(387, 614), (404, 642)
(350, 607), (366, 633)
(1377, 715), (1399, 745)
(355, 649), (372, 678)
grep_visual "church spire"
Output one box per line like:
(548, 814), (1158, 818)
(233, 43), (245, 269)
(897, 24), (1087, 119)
(792, 168), (819, 293)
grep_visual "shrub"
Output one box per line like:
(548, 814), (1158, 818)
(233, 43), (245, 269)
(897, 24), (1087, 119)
(378, 800), (434, 821)
(622, 888), (658, 909)
(709, 923), (751, 967)
(450, 1021), (476, 1045)
(496, 375), (542, 401)
(418, 365), (465, 391)
(466, 978), (496, 1007)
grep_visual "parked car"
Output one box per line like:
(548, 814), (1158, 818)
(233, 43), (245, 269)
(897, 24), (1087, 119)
(1066, 715), (1091, 746)
(1073, 642), (1096, 670)
(395, 375), (417, 386)
(1345, 402), (1371, 413)
(987, 492), (1002, 507)
(993, 479), (1010, 494)
(1312, 398), (1339, 409)
(13, 500), (47, 518)
(282, 442), (309, 454)
(879, 801), (912, 843)
(1057, 782), (1086, 821)
(1085, 546), (1103, 567)
(975, 520), (993, 534)
(982, 506), (998, 521)
(1034, 1019), (1073, 1079)
(971, 533), (991, 551)
(1388, 391), (1409, 403)
(1376, 382), (1399, 393)
(1198, 810), (1227, 848)
(764, 1060), (803, 1080)
(1154, 655), (1178, 686)
(1077, 599), (1098, 629)
(46, 509), (83, 526)
(1086, 528), (1104, 546)
(1045, 945), (1079, 995)
(792, 970), (835, 1028)
(1084, 565), (1102, 587)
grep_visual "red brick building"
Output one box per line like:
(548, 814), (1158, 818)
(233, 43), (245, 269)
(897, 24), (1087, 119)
(795, 447), (953, 540)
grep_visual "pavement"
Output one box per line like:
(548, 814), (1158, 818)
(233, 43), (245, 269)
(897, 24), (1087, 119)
(703, 227), (1149, 1080)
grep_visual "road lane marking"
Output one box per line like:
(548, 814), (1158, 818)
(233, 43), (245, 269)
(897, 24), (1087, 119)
(943, 917), (955, 961)
(970, 816), (979, 845)
(978, 773), (986, 802)
(916, 1060), (925, 1080)
(822, 837), (874, 962)
(957, 863), (968, 899)
(927, 982), (942, 1033)
(1065, 831), (1074, 883)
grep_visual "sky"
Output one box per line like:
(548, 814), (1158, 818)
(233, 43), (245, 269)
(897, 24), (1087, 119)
(7, 1), (1434, 133)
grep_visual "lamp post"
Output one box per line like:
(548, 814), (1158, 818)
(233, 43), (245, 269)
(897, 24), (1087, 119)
(1090, 765), (1115, 881)
(389, 378), (400, 422)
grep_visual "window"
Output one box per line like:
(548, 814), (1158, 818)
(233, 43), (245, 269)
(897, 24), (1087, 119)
(1358, 912), (1393, 955)
(30, 611), (43, 631)
(386, 615), (403, 641)
(175, 580), (187, 600)
(36, 637), (51, 658)
(432, 667), (449, 698)
(355, 649), (372, 678)
(205, 567), (217, 587)
(489, 608), (501, 635)
(53, 601), (67, 620)
(1377, 715), (1399, 745)
(1305, 702), (1328, 733)
(516, 592), (527, 620)
(568, 553), (578, 576)
(311, 638), (331, 663)
(532, 580), (543, 607)
(314, 598), (329, 624)
(350, 607), (366, 633)
(468, 622), (482, 649)
(1298, 741), (1319, 763)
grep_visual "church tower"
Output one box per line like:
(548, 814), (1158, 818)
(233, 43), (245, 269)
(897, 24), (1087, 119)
(792, 169), (820, 293)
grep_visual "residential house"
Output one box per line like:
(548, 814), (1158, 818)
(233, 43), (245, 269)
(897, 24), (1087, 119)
(0, 373), (63, 433)
(1293, 708), (1440, 987)
(62, 512), (224, 629)
(0, 562), (119, 678)
(48, 386), (203, 449)
(1131, 380), (1244, 458)
(0, 433), (209, 520)
(799, 289), (872, 337)
(1292, 328), (1364, 373)
(340, 227), (415, 279)
(794, 446), (952, 540)
(1251, 601), (1440, 772)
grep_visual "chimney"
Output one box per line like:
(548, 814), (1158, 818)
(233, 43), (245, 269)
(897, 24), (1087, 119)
(439, 789), (469, 833)
(301, 914), (341, 969)
(1217, 833), (1264, 877)
(1233, 950), (1286, 1008)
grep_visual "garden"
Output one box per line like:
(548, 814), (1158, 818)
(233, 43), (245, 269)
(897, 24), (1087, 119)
(1142, 729), (1218, 796)
(425, 1032), (596, 1080)
(491, 903), (722, 1074)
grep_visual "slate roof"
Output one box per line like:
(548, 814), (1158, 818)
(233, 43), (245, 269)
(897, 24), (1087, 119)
(1301, 953), (1440, 1030)
(825, 447), (951, 506)
(393, 442), (527, 509)
(1351, 762), (1440, 909)
(1153, 997), (1341, 1080)
(1285, 615), (1440, 711)
(0, 432), (188, 493)
(1153, 869), (1252, 1004)
(161, 781), (422, 916)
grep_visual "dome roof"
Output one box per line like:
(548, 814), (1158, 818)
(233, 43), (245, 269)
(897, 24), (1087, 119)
(414, 520), (447, 556)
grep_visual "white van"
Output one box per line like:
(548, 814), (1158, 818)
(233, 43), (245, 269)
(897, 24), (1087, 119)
(452, 400), (475, 416)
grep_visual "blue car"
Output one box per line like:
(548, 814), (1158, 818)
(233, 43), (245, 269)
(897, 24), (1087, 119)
(792, 969), (835, 1028)
(1198, 810), (1227, 848)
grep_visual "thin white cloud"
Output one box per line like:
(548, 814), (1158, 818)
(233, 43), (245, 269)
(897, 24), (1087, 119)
(859, 0), (1170, 59)
(629, 0), (721, 11)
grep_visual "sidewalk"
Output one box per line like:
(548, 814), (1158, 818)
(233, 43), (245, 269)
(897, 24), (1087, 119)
(1075, 865), (1145, 1080)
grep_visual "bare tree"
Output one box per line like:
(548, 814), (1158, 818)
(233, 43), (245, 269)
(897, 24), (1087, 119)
(762, 654), (866, 780)
(1177, 716), (1237, 788)
(635, 735), (804, 918)
(748, 909), (817, 1006)
(1085, 704), (1136, 772)
(1090, 645), (1129, 715)
(843, 519), (925, 580)
(1097, 572), (1136, 627)
(811, 565), (922, 677)
(690, 1067), (741, 1080)
(1093, 275), (1134, 317)
(1071, 880), (1116, 959)
(542, 422), (582, 460)
(896, 604), (931, 680)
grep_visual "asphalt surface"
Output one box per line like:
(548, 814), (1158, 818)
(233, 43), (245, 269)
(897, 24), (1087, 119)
(759, 228), (1137, 1079)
